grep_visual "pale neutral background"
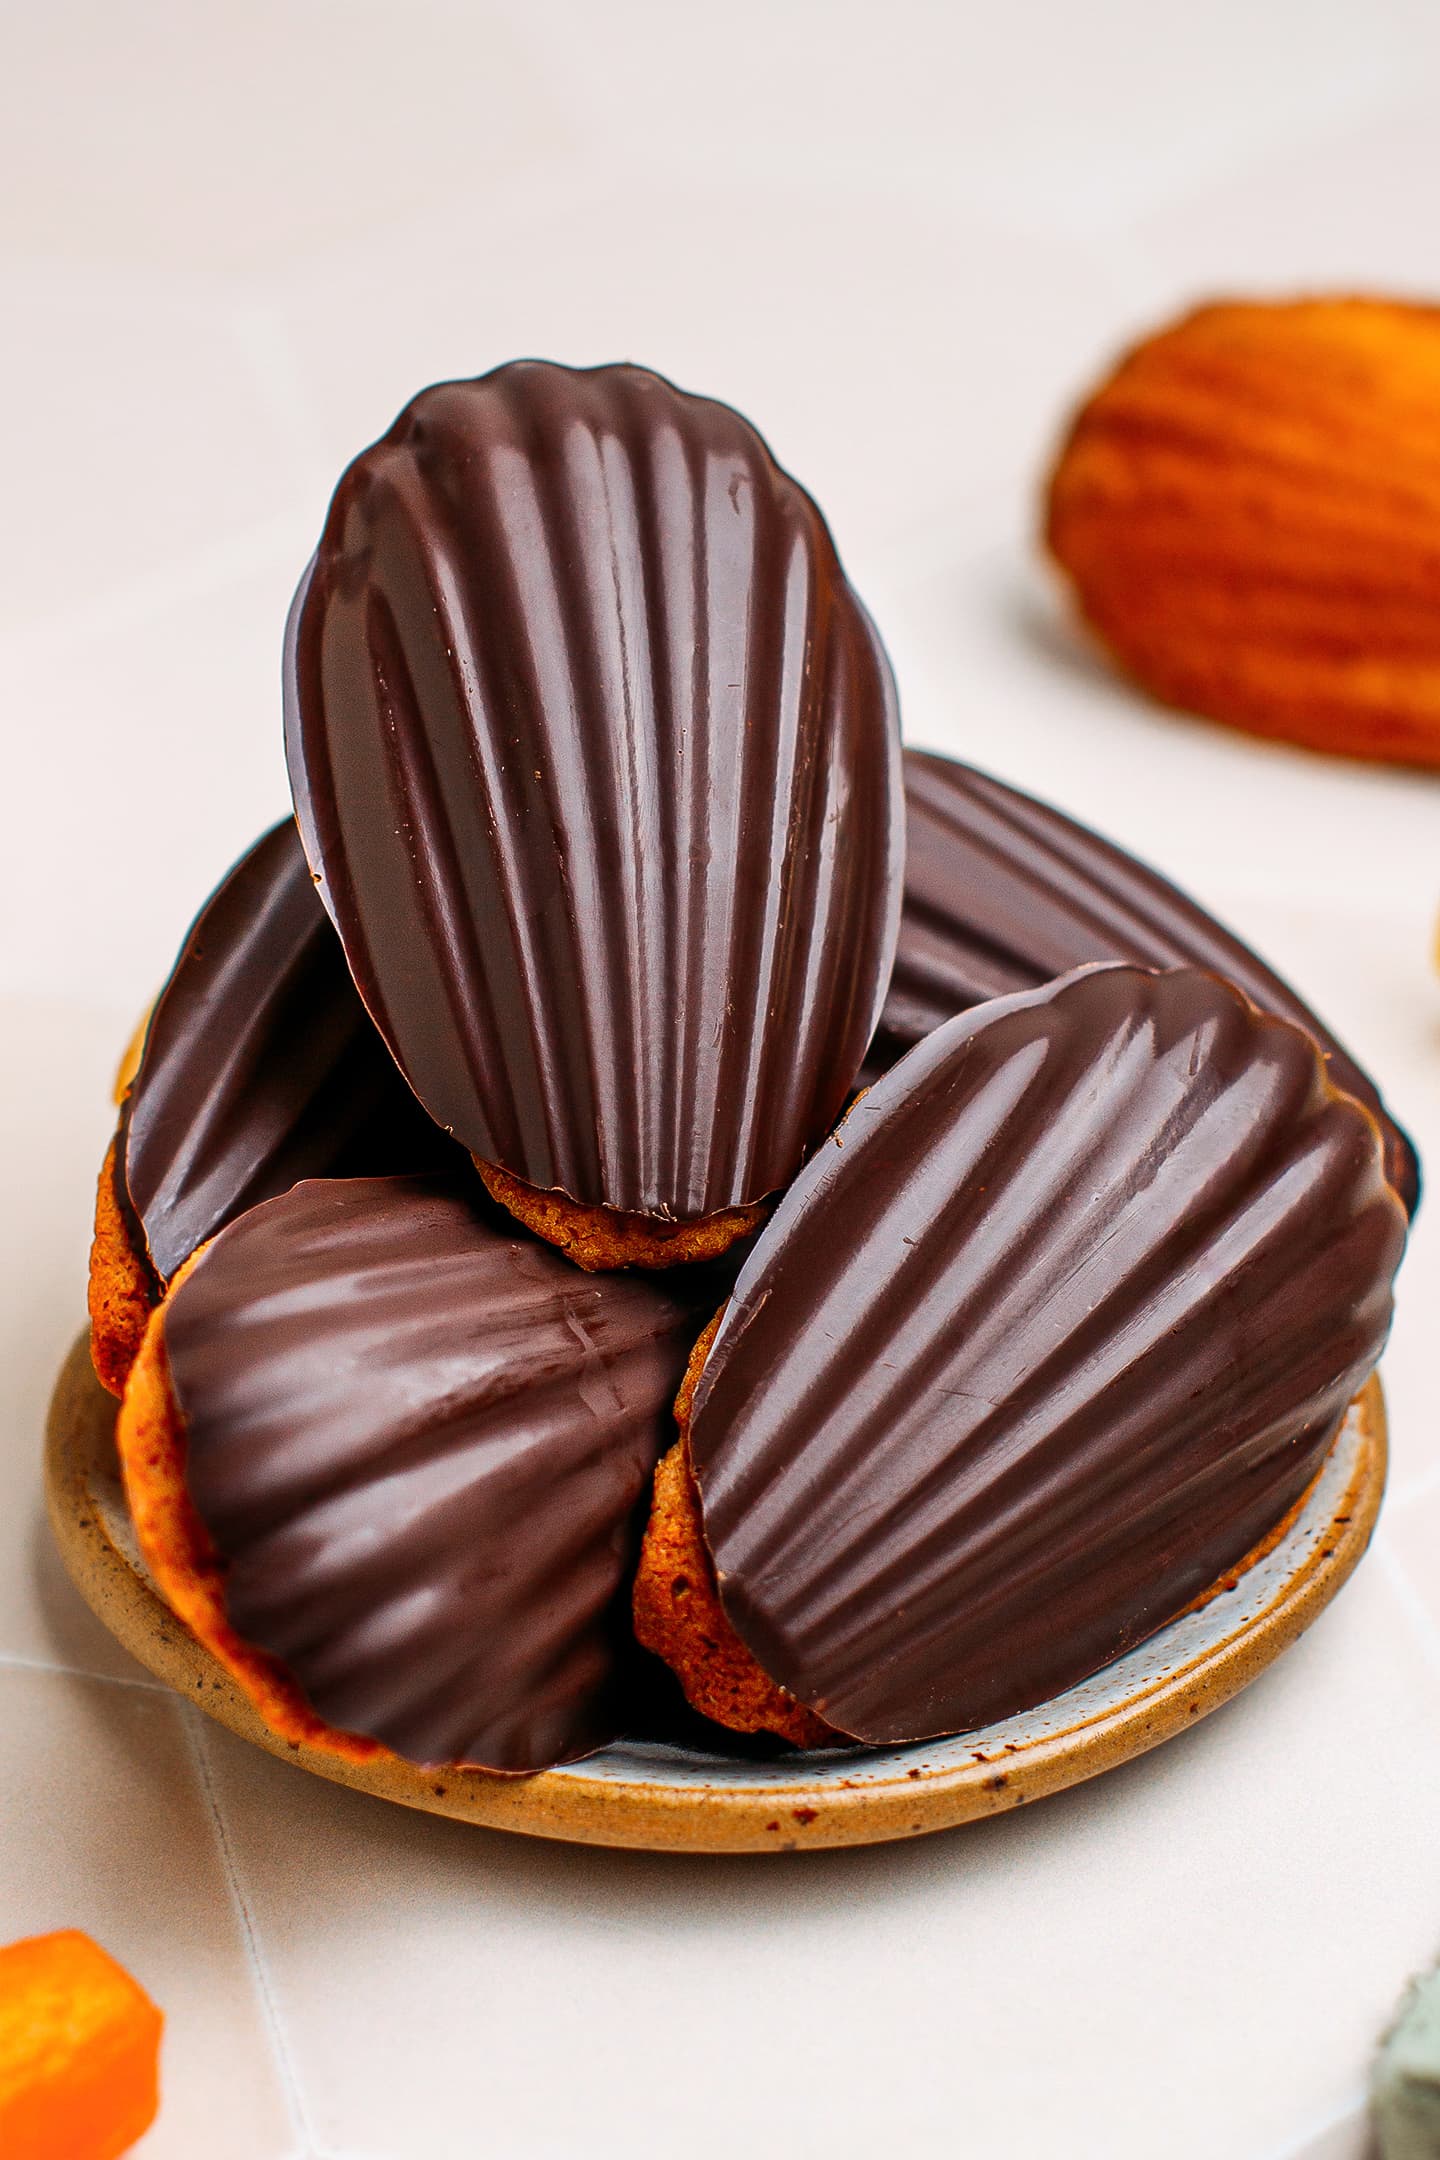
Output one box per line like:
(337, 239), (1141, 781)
(2, 5), (1439, 2156)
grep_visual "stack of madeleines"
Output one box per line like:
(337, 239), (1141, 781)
(88, 358), (1416, 1774)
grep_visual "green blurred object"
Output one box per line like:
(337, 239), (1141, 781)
(1375, 1963), (1440, 2157)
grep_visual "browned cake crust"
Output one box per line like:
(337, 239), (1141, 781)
(115, 1269), (389, 1768)
(88, 1135), (157, 1399)
(112, 1006), (151, 1105)
(475, 1158), (765, 1272)
(632, 1318), (839, 1749)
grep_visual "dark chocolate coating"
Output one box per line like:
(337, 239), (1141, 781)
(873, 749), (1420, 1213)
(284, 361), (903, 1221)
(165, 1176), (715, 1772)
(125, 822), (457, 1281)
(690, 965), (1406, 1744)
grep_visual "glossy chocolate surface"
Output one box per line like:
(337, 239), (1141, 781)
(874, 749), (1420, 1212)
(285, 361), (903, 1221)
(166, 1175), (715, 1772)
(690, 965), (1406, 1744)
(124, 821), (457, 1281)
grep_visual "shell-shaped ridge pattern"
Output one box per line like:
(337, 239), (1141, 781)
(285, 361), (903, 1220)
(690, 965), (1407, 1744)
(166, 1175), (719, 1772)
(875, 747), (1418, 1214)
(125, 821), (458, 1282)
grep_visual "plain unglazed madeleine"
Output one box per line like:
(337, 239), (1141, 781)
(1045, 296), (1440, 768)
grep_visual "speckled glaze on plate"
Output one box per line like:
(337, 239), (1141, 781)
(46, 1334), (1386, 1854)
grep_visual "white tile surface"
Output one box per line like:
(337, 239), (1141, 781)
(1132, 97), (1440, 306)
(0, 273), (304, 636)
(5, 2), (1440, 2155)
(200, 1560), (1440, 2160)
(0, 1667), (294, 2158)
(1379, 1499), (1440, 1657)
(0, 563), (298, 1008)
(0, 1), (569, 276)
(519, 0), (1432, 232)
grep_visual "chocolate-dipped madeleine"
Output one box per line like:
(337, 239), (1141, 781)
(117, 1175), (718, 1774)
(872, 748), (1419, 1213)
(88, 821), (457, 1395)
(636, 965), (1406, 1746)
(284, 361), (903, 1268)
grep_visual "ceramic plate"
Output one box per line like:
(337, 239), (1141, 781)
(46, 1334), (1385, 1854)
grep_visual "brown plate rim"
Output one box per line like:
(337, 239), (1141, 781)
(45, 1333), (1386, 1854)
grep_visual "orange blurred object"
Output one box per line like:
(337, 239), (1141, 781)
(0, 1930), (162, 2159)
(1045, 296), (1440, 769)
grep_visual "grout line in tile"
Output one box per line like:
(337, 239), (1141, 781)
(0, 1647), (171, 1695)
(183, 1705), (324, 2158)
